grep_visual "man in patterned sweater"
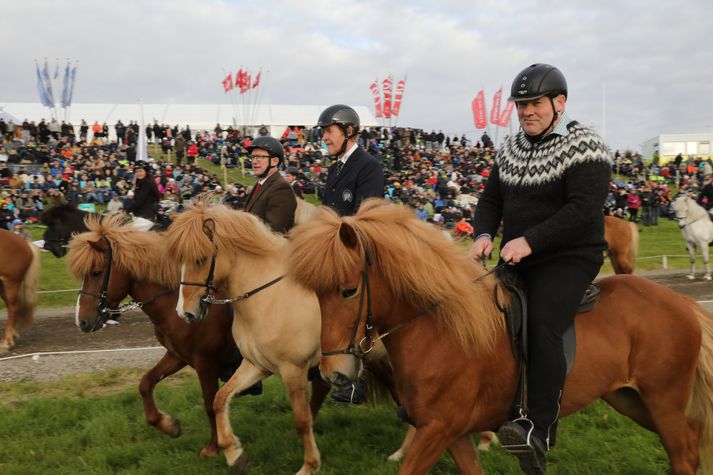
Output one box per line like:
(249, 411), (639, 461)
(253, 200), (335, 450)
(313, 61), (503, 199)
(471, 64), (611, 474)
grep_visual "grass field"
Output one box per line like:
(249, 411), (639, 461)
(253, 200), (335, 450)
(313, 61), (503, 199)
(0, 369), (671, 474)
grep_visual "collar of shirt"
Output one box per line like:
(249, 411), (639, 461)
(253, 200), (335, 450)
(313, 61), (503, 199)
(338, 143), (359, 166)
(549, 111), (573, 137)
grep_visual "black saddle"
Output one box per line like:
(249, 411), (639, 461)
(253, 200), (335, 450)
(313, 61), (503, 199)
(495, 266), (600, 377)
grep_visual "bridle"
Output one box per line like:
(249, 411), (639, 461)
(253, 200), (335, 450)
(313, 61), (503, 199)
(78, 239), (172, 330)
(321, 227), (507, 360)
(675, 196), (707, 229)
(178, 219), (285, 310)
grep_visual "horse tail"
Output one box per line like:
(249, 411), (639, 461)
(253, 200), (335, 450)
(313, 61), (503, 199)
(626, 222), (639, 273)
(687, 306), (713, 472)
(16, 241), (40, 329)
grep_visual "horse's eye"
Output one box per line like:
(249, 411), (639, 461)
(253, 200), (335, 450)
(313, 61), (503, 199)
(91, 270), (102, 277)
(341, 288), (358, 299)
(196, 257), (207, 266)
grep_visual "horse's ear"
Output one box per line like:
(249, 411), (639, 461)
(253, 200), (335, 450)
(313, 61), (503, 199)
(202, 219), (216, 241)
(88, 239), (107, 253)
(339, 222), (358, 249)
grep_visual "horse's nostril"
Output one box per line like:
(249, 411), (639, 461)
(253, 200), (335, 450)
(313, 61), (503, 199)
(331, 372), (353, 389)
(184, 312), (197, 324)
(78, 320), (91, 332)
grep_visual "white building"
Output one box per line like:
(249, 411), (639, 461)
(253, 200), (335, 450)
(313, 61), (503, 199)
(0, 102), (377, 140)
(642, 133), (713, 164)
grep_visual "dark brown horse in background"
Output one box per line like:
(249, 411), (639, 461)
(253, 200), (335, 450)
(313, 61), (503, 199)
(40, 203), (90, 258)
(288, 200), (713, 474)
(604, 215), (639, 274)
(0, 228), (40, 351)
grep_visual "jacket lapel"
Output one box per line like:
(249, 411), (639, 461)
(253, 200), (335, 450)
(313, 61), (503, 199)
(246, 172), (278, 212)
(329, 148), (361, 187)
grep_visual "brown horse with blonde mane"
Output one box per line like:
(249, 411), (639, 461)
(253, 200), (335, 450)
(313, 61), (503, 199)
(604, 215), (639, 274)
(287, 199), (713, 474)
(0, 228), (40, 352)
(67, 214), (244, 456)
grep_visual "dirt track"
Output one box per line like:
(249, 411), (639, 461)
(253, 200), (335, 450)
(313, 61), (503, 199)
(2, 270), (713, 383)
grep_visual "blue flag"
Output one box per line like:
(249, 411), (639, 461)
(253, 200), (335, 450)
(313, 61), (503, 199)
(60, 62), (70, 108)
(67, 65), (77, 107)
(42, 59), (55, 108)
(35, 63), (51, 107)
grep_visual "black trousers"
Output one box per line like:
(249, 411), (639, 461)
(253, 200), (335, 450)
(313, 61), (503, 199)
(515, 257), (600, 447)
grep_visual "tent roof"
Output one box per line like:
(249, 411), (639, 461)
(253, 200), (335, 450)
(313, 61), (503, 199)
(0, 103), (378, 129)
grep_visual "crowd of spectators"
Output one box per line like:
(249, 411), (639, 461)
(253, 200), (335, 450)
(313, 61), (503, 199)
(1, 115), (711, 237)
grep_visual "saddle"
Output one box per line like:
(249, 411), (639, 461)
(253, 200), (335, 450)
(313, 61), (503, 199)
(495, 266), (600, 378)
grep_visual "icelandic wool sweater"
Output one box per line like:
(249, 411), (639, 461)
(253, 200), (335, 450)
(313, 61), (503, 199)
(474, 121), (612, 267)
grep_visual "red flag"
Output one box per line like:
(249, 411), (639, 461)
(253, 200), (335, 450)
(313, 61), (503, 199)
(471, 90), (487, 129)
(498, 100), (515, 127)
(370, 81), (383, 118)
(382, 77), (393, 118)
(391, 79), (407, 117)
(222, 73), (233, 93)
(241, 71), (251, 94)
(252, 71), (261, 89)
(490, 88), (502, 125)
(235, 69), (244, 88)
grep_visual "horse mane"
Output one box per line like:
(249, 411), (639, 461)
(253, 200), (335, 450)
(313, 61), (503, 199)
(67, 213), (179, 288)
(40, 203), (85, 225)
(288, 199), (504, 353)
(164, 198), (283, 264)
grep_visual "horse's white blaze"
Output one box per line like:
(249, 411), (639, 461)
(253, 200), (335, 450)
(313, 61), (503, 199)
(176, 264), (186, 315)
(75, 280), (83, 327)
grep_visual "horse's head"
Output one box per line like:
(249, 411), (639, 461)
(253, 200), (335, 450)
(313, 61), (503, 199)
(42, 219), (71, 258)
(73, 238), (132, 332)
(299, 219), (389, 389)
(169, 218), (232, 324)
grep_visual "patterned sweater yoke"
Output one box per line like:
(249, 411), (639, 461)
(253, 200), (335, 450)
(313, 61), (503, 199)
(497, 122), (611, 187)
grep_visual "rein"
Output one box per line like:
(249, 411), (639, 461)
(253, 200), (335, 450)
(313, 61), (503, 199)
(321, 228), (507, 359)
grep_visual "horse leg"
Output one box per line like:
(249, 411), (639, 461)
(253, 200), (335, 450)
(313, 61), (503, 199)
(388, 425), (416, 462)
(602, 387), (656, 431)
(139, 352), (186, 437)
(281, 364), (321, 475)
(308, 377), (330, 418)
(702, 242), (712, 280)
(193, 359), (221, 457)
(476, 431), (498, 451)
(687, 242), (697, 279)
(397, 422), (459, 474)
(213, 360), (267, 473)
(447, 434), (484, 475)
(0, 281), (20, 352)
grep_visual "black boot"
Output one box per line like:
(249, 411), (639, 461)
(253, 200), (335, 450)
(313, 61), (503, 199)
(497, 419), (547, 475)
(330, 380), (367, 404)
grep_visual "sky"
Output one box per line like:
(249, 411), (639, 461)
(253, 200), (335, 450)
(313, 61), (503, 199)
(1, 0), (712, 152)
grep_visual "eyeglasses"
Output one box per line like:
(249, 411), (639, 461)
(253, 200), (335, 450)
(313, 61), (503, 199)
(250, 155), (272, 161)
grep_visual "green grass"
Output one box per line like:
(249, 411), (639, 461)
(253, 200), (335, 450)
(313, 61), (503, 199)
(0, 370), (670, 474)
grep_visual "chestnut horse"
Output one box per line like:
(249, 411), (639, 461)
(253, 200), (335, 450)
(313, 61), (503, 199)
(287, 200), (713, 475)
(0, 228), (40, 351)
(604, 215), (639, 274)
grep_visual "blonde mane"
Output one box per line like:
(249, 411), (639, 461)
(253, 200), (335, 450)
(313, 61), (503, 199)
(67, 213), (179, 288)
(288, 199), (504, 353)
(164, 199), (284, 264)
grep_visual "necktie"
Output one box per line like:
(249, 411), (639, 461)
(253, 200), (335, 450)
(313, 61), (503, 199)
(334, 161), (344, 176)
(252, 182), (261, 195)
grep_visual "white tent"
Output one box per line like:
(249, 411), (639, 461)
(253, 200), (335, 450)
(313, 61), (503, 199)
(0, 102), (378, 139)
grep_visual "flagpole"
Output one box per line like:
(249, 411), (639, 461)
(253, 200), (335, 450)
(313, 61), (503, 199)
(602, 81), (606, 142)
(223, 68), (240, 129)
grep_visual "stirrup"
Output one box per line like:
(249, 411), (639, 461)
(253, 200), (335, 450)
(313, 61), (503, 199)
(499, 418), (537, 453)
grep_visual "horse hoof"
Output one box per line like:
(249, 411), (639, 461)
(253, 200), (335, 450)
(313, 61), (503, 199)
(387, 451), (403, 462)
(199, 444), (219, 458)
(687, 274), (696, 280)
(706, 275), (712, 281)
(0, 342), (12, 353)
(230, 452), (249, 475)
(158, 416), (181, 438)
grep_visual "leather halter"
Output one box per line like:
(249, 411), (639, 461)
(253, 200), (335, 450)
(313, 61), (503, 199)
(78, 239), (172, 330)
(178, 218), (285, 307)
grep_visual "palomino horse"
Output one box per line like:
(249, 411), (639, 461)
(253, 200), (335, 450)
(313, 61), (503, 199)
(0, 228), (40, 351)
(287, 199), (713, 475)
(165, 201), (325, 474)
(672, 195), (713, 280)
(604, 215), (639, 274)
(67, 214), (246, 456)
(41, 203), (90, 258)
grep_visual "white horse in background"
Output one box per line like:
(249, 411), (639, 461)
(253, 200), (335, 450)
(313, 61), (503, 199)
(671, 195), (713, 280)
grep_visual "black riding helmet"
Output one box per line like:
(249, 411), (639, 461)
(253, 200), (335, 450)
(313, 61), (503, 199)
(510, 64), (568, 140)
(317, 104), (360, 156)
(247, 136), (284, 178)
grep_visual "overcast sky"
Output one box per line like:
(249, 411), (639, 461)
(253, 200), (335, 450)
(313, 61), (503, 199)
(2, 0), (712, 151)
